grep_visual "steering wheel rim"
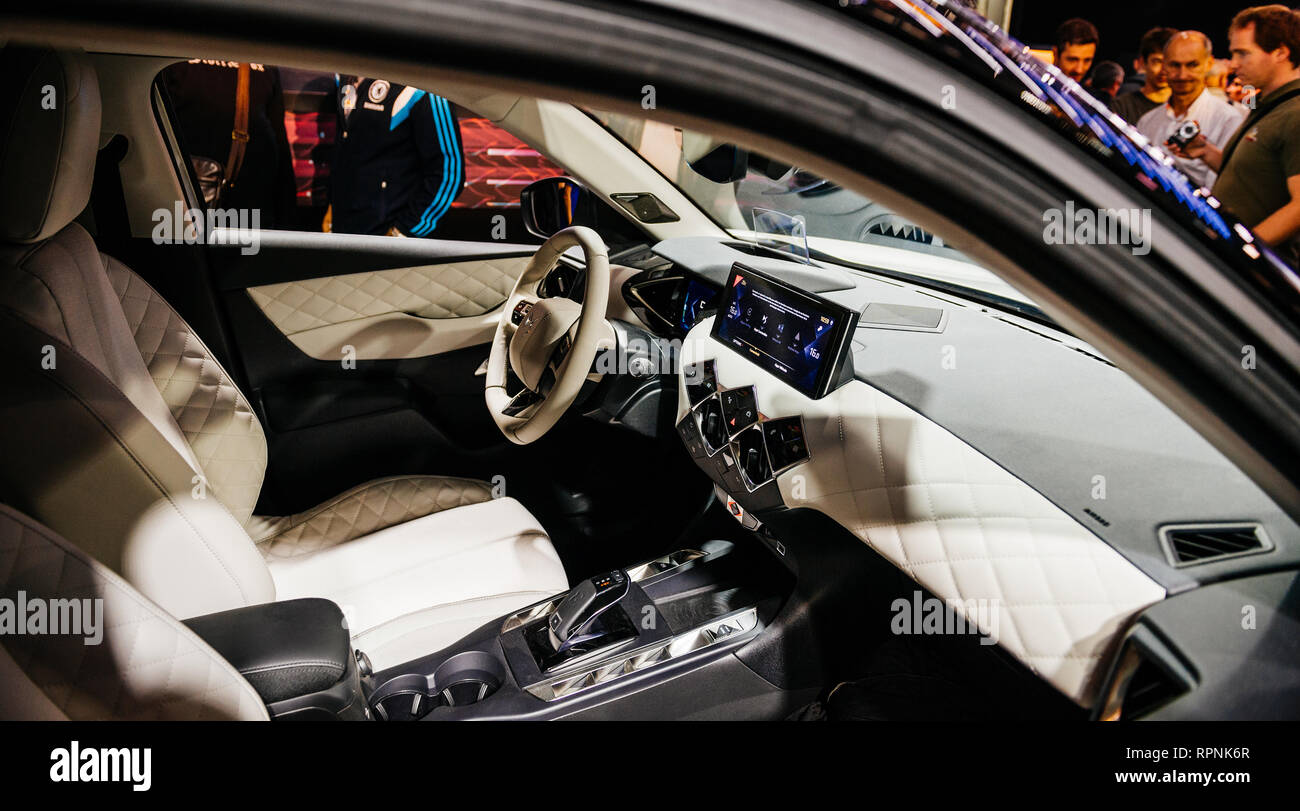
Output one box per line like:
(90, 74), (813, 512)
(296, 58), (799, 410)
(485, 226), (610, 444)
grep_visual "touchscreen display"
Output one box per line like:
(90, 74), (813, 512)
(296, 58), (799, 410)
(711, 264), (854, 397)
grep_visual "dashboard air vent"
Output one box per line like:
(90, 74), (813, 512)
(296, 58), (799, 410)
(861, 216), (938, 245)
(1159, 523), (1270, 567)
(1098, 628), (1195, 720)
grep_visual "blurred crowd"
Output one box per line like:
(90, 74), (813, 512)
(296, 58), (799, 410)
(1051, 5), (1300, 263)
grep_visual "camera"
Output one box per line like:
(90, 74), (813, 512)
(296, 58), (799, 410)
(1166, 120), (1201, 150)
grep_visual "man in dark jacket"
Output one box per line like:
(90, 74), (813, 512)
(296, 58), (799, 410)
(329, 77), (464, 236)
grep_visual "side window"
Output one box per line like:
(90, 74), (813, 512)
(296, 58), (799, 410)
(158, 60), (567, 242)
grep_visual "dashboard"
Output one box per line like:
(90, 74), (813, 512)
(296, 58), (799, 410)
(619, 236), (1300, 712)
(632, 239), (1300, 594)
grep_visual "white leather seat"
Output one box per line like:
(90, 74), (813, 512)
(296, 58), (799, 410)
(270, 497), (563, 666)
(0, 46), (568, 670)
(0, 504), (269, 721)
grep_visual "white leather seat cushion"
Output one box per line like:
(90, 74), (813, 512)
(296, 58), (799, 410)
(267, 496), (567, 670)
(0, 504), (267, 721)
(248, 474), (493, 559)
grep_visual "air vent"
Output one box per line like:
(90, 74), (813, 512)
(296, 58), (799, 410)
(861, 216), (938, 245)
(1159, 523), (1271, 567)
(1121, 658), (1185, 718)
(1098, 628), (1195, 721)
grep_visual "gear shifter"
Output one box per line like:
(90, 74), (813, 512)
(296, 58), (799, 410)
(547, 570), (629, 652)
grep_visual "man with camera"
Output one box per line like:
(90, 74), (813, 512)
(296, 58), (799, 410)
(1136, 31), (1246, 189)
(1175, 6), (1300, 266)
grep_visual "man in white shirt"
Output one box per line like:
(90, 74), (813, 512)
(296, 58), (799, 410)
(1136, 31), (1247, 188)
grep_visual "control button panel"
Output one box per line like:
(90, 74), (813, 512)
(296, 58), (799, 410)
(676, 413), (706, 459)
(684, 359), (718, 406)
(511, 300), (533, 325)
(696, 397), (729, 454)
(592, 570), (626, 591)
(734, 425), (771, 489)
(763, 416), (810, 472)
(721, 465), (747, 496)
(679, 359), (811, 508)
(719, 386), (758, 434)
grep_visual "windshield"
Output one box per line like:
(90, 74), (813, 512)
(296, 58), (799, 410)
(587, 109), (1043, 315)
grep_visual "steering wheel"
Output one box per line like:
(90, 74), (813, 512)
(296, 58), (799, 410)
(485, 226), (610, 444)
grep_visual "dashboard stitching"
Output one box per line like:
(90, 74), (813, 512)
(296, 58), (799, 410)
(874, 412), (912, 572)
(964, 451), (1008, 645)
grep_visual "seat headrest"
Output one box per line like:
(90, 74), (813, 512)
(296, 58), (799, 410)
(0, 46), (102, 244)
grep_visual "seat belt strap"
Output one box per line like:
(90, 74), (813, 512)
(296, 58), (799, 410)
(223, 62), (251, 194)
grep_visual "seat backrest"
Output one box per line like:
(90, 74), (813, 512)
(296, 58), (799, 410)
(0, 503), (269, 720)
(105, 257), (270, 524)
(0, 46), (274, 619)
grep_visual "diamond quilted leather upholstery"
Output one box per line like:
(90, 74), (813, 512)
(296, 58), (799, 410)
(816, 382), (1166, 706)
(0, 46), (568, 674)
(269, 496), (567, 670)
(0, 504), (268, 721)
(106, 260), (268, 526)
(684, 323), (1166, 707)
(249, 475), (494, 560)
(247, 257), (527, 334)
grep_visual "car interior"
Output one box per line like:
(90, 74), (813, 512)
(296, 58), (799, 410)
(1, 35), (1297, 723)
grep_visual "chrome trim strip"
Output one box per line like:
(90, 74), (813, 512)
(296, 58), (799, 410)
(525, 607), (760, 701)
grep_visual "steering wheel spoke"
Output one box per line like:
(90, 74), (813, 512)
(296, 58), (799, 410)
(533, 328), (575, 397)
(502, 387), (543, 417)
(547, 329), (574, 374)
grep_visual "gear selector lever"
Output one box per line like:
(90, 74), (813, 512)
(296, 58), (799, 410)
(547, 570), (629, 652)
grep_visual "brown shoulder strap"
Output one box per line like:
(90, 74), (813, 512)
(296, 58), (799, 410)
(1220, 88), (1300, 171)
(223, 63), (251, 193)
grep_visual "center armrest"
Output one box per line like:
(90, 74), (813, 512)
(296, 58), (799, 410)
(184, 598), (353, 705)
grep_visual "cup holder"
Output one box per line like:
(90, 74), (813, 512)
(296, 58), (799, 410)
(370, 651), (505, 721)
(432, 651), (503, 707)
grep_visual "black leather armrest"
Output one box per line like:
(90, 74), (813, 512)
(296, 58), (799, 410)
(184, 598), (352, 704)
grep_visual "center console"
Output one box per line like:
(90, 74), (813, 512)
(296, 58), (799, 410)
(356, 264), (871, 720)
(363, 539), (799, 721)
(676, 263), (856, 528)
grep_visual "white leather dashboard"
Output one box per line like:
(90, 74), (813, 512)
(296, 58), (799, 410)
(679, 316), (1166, 707)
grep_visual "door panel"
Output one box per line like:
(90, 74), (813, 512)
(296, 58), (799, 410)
(205, 236), (541, 515)
(152, 62), (569, 517)
(245, 255), (527, 360)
